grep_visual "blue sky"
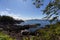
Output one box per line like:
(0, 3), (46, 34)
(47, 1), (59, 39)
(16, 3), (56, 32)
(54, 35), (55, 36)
(0, 0), (50, 20)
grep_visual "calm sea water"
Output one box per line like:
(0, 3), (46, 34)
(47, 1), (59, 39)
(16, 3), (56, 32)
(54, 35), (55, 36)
(20, 20), (57, 32)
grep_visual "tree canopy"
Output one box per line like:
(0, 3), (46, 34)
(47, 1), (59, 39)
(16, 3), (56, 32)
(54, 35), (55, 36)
(0, 15), (24, 25)
(33, 0), (60, 21)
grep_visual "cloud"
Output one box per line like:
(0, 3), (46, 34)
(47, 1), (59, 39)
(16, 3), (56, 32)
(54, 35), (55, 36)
(6, 8), (11, 11)
(0, 10), (25, 20)
(0, 10), (36, 20)
(0, 10), (41, 20)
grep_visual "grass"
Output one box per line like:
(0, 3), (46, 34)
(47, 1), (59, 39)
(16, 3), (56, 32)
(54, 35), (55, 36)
(0, 31), (15, 40)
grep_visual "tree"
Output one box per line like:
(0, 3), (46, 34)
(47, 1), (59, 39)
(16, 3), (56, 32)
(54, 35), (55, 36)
(33, 0), (60, 21)
(0, 15), (24, 25)
(0, 15), (15, 25)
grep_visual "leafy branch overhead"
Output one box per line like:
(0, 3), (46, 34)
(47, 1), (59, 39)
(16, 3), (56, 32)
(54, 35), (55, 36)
(33, 0), (43, 8)
(33, 0), (60, 21)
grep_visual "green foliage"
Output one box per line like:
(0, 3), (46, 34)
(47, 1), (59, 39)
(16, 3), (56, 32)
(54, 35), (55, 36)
(33, 0), (43, 8)
(36, 22), (60, 40)
(0, 31), (15, 40)
(0, 15), (15, 25)
(33, 0), (60, 22)
(43, 0), (60, 20)
(0, 15), (24, 25)
(22, 22), (60, 40)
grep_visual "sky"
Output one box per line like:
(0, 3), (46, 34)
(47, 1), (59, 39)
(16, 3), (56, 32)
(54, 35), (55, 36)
(0, 0), (50, 20)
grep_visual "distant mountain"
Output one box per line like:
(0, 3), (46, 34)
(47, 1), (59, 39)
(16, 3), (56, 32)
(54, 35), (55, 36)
(19, 19), (57, 32)
(20, 19), (56, 27)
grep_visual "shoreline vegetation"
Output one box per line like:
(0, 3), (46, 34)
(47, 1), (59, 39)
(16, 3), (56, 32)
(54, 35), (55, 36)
(0, 15), (60, 40)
